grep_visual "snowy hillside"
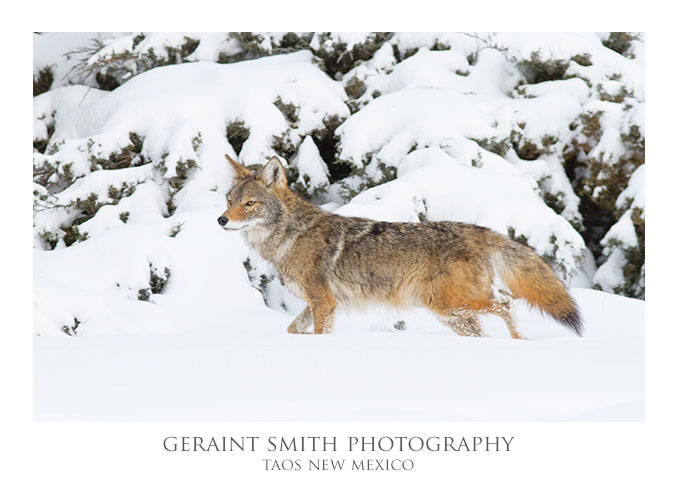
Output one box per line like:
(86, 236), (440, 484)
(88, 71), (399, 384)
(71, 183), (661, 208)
(33, 32), (644, 421)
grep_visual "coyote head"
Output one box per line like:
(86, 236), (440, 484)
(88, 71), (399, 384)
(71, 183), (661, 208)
(217, 154), (287, 232)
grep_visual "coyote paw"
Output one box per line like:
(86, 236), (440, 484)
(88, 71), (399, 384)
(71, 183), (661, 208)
(287, 322), (312, 334)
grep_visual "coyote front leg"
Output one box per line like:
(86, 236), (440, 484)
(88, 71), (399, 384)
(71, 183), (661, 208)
(287, 306), (313, 334)
(309, 292), (337, 334)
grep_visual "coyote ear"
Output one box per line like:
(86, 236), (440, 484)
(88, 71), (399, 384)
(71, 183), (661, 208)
(225, 154), (252, 179)
(258, 156), (287, 189)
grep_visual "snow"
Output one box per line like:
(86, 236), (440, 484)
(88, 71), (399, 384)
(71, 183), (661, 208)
(593, 249), (627, 294)
(34, 288), (643, 421)
(617, 164), (645, 211)
(291, 136), (330, 194)
(602, 211), (639, 249)
(33, 32), (644, 421)
(309, 32), (374, 53)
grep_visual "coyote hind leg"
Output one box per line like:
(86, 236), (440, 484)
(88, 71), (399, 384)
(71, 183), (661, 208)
(440, 310), (485, 337)
(488, 300), (524, 340)
(430, 292), (523, 339)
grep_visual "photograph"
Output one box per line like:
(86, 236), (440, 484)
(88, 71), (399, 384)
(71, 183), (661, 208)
(33, 32), (644, 422)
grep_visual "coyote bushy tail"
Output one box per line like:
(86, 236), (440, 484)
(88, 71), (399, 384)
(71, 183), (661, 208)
(496, 248), (583, 336)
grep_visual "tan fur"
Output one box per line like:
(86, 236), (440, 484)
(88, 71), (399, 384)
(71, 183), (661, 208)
(219, 155), (584, 338)
(224, 204), (247, 223)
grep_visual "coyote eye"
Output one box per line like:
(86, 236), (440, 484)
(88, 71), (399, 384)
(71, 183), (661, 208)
(245, 200), (256, 207)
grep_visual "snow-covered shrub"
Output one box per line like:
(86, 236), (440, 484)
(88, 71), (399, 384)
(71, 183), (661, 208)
(34, 33), (113, 92)
(516, 51), (571, 85)
(593, 164), (645, 298)
(225, 120), (250, 156)
(242, 256), (292, 311)
(51, 32), (396, 93)
(219, 32), (394, 80)
(288, 137), (330, 199)
(602, 32), (642, 58)
(33, 126), (154, 249)
(461, 33), (645, 297)
(560, 63), (644, 297)
(33, 66), (54, 96)
(308, 32), (393, 79)
(216, 32), (311, 64)
(66, 33), (201, 90)
(137, 264), (171, 301)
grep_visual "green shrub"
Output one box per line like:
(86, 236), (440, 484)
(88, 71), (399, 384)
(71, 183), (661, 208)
(226, 120), (250, 155)
(516, 51), (569, 84)
(138, 265), (171, 301)
(603, 32), (636, 57)
(33, 66), (54, 96)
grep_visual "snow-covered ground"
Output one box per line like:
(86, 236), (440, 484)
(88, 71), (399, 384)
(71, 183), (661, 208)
(34, 288), (644, 421)
(33, 33), (644, 421)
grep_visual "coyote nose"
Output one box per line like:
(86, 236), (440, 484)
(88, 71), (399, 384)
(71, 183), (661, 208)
(217, 216), (229, 226)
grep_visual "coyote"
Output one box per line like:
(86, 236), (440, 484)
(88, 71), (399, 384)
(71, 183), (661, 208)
(218, 155), (583, 339)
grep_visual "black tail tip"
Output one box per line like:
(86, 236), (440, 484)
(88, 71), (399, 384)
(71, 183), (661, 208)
(559, 307), (584, 337)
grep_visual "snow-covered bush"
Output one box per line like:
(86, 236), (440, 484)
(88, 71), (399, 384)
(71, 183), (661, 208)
(593, 164), (645, 298)
(33, 32), (645, 336)
(57, 33), (201, 90)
